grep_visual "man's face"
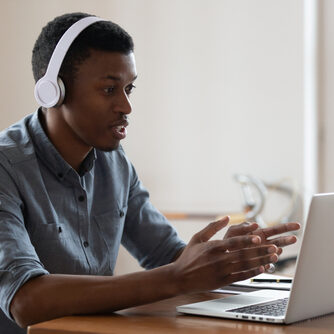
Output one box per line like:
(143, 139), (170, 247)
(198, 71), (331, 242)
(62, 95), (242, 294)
(60, 50), (137, 152)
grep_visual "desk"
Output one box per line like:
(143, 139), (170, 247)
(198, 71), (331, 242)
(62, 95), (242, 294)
(28, 292), (334, 334)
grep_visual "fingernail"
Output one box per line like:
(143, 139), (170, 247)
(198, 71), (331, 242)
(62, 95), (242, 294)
(267, 263), (276, 273)
(270, 254), (278, 262)
(252, 236), (260, 244)
(267, 246), (277, 254)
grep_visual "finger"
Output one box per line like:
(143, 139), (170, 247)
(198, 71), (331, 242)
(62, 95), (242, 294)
(190, 216), (229, 244)
(255, 222), (300, 239)
(265, 235), (297, 248)
(265, 263), (276, 273)
(219, 234), (262, 251)
(230, 253), (278, 273)
(224, 266), (265, 285)
(224, 245), (278, 262)
(224, 221), (258, 238)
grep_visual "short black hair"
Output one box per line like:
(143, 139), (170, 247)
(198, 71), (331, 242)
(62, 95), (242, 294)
(32, 12), (134, 83)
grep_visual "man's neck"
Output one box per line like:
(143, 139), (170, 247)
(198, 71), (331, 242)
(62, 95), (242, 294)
(39, 109), (92, 172)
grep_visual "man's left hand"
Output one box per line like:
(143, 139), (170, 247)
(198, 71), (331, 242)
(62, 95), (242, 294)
(224, 221), (301, 255)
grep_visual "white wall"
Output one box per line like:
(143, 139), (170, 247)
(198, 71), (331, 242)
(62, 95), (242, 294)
(0, 1), (306, 273)
(114, 0), (304, 216)
(318, 0), (334, 193)
(0, 0), (304, 216)
(0, 0), (304, 217)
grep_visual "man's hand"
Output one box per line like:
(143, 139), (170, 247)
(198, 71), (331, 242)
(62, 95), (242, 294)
(172, 216), (279, 294)
(223, 221), (301, 255)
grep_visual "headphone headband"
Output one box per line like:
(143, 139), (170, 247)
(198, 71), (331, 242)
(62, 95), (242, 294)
(34, 16), (104, 108)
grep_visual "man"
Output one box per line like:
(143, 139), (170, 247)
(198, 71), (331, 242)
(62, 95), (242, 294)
(0, 12), (299, 332)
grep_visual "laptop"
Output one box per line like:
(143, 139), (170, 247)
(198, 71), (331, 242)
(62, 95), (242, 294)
(177, 193), (334, 324)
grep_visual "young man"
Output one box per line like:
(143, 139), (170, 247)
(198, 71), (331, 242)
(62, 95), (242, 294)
(0, 13), (299, 332)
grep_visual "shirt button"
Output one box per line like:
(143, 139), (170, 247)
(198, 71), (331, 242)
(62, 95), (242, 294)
(83, 241), (89, 248)
(120, 211), (124, 217)
(78, 195), (85, 202)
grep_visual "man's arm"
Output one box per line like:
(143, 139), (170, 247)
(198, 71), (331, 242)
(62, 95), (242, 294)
(11, 265), (178, 328)
(11, 216), (280, 328)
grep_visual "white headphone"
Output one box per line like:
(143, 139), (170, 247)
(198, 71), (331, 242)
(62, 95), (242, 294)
(34, 16), (104, 108)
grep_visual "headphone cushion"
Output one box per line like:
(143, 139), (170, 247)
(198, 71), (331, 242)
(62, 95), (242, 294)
(34, 77), (65, 108)
(56, 77), (65, 107)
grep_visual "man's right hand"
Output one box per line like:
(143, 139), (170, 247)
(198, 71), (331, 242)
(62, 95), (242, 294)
(171, 216), (278, 293)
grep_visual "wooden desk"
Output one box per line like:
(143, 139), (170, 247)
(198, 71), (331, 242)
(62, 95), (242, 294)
(28, 292), (334, 334)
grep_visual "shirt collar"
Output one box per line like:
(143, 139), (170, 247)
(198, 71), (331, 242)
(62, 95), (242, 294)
(28, 109), (97, 180)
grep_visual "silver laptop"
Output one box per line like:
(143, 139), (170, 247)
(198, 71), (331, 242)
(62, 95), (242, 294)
(177, 193), (334, 324)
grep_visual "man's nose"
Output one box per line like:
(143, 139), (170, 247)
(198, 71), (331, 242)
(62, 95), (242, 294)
(113, 91), (132, 115)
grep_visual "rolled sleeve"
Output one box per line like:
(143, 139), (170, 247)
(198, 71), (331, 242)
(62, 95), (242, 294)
(122, 165), (186, 269)
(0, 183), (48, 321)
(0, 265), (48, 321)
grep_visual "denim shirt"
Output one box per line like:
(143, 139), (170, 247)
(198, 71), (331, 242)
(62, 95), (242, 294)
(0, 110), (185, 331)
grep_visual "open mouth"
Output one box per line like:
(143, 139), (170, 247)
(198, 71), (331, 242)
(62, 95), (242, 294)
(115, 125), (126, 133)
(111, 124), (128, 140)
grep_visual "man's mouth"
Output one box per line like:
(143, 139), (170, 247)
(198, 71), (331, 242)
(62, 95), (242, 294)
(111, 123), (128, 140)
(115, 125), (126, 132)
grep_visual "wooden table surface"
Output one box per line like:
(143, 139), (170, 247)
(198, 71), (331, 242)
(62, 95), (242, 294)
(28, 292), (334, 334)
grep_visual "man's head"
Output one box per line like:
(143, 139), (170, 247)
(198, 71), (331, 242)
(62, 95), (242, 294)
(32, 12), (134, 85)
(32, 13), (137, 154)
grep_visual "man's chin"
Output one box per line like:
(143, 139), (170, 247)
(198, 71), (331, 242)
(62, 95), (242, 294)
(96, 142), (120, 152)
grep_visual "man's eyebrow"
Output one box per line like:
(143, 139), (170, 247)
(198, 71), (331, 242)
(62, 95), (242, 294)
(101, 75), (138, 81)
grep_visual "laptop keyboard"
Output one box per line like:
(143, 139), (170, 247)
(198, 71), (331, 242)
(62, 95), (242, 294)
(227, 297), (289, 317)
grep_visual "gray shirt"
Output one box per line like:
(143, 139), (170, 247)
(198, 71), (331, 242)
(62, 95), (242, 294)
(0, 110), (185, 332)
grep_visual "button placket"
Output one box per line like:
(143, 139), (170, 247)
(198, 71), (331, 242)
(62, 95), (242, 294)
(76, 187), (91, 272)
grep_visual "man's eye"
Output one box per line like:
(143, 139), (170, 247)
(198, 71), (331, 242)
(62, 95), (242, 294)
(126, 84), (136, 95)
(104, 87), (114, 94)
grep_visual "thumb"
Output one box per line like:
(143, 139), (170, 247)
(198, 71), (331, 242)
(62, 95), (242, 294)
(190, 216), (230, 244)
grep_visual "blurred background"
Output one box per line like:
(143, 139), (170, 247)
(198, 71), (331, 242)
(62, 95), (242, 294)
(1, 0), (333, 275)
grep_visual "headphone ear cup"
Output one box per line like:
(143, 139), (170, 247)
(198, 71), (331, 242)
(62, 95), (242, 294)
(34, 17), (103, 107)
(34, 77), (61, 108)
(56, 77), (65, 107)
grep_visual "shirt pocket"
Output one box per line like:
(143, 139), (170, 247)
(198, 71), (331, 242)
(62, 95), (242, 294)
(32, 222), (67, 241)
(30, 222), (80, 274)
(93, 204), (128, 273)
